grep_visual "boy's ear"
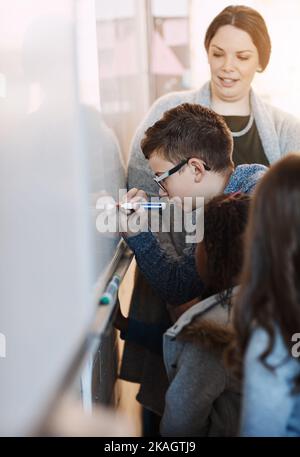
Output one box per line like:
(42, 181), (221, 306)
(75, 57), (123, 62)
(189, 158), (206, 183)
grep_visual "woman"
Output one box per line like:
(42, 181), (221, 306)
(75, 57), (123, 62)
(228, 153), (300, 436)
(128, 4), (300, 191)
(121, 4), (300, 424)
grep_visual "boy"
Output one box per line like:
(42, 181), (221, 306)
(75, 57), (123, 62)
(121, 103), (266, 305)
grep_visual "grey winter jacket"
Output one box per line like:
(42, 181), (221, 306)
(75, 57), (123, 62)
(161, 288), (240, 437)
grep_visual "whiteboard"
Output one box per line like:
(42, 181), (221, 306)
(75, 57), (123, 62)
(0, 0), (125, 436)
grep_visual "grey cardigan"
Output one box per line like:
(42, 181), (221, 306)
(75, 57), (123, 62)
(161, 288), (240, 437)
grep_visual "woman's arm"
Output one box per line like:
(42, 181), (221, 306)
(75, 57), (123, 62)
(279, 113), (300, 156)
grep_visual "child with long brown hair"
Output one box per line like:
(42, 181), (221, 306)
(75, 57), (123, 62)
(228, 153), (300, 436)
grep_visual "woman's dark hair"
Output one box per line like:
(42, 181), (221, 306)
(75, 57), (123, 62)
(227, 154), (300, 390)
(196, 193), (251, 298)
(205, 5), (271, 71)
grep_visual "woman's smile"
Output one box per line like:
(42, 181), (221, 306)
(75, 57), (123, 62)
(217, 76), (240, 88)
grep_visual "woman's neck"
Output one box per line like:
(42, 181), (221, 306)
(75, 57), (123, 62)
(210, 90), (251, 116)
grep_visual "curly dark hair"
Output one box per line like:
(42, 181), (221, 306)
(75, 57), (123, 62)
(197, 193), (251, 299)
(226, 154), (300, 391)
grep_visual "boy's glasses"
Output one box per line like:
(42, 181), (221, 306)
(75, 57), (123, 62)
(153, 157), (211, 192)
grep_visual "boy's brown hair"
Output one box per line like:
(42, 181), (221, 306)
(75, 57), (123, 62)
(141, 103), (234, 173)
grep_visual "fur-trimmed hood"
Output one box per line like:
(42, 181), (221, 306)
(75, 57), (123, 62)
(180, 316), (235, 351)
(165, 287), (239, 352)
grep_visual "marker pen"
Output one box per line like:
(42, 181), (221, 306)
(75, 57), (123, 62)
(120, 202), (167, 210)
(96, 201), (167, 210)
(99, 274), (121, 305)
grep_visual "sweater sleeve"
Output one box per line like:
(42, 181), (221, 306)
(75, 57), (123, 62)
(124, 231), (204, 306)
(272, 108), (300, 156)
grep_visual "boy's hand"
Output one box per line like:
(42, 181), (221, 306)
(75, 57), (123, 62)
(95, 188), (148, 238)
(119, 188), (149, 238)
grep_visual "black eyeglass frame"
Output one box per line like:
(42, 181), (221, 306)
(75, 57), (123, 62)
(153, 157), (211, 192)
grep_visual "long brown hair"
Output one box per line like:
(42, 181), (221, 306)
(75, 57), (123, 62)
(205, 5), (271, 71)
(228, 154), (300, 390)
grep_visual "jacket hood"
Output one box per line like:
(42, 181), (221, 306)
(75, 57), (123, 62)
(180, 314), (235, 351)
(166, 287), (239, 351)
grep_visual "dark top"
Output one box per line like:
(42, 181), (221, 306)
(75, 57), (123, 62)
(223, 115), (270, 167)
(120, 319), (167, 356)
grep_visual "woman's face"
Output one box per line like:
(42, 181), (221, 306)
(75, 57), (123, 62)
(207, 25), (260, 103)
